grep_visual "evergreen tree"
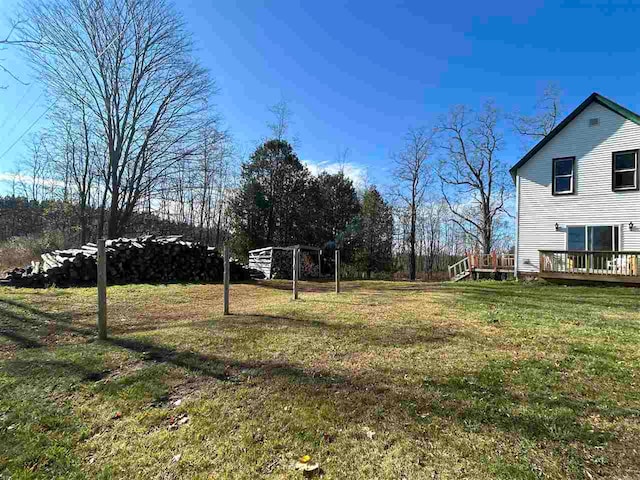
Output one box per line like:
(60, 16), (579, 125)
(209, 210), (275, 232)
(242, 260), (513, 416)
(230, 139), (311, 254)
(355, 186), (393, 278)
(308, 172), (361, 255)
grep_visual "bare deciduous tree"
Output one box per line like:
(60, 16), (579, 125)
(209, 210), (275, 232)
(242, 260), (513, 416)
(511, 83), (563, 146)
(438, 102), (509, 254)
(266, 98), (300, 147)
(50, 105), (98, 243)
(392, 126), (433, 281)
(18, 0), (215, 237)
(0, 20), (39, 87)
(17, 133), (53, 202)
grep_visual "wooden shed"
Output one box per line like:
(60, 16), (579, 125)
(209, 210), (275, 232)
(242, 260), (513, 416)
(248, 245), (322, 280)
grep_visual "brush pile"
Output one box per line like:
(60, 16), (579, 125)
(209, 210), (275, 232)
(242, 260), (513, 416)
(1, 235), (247, 287)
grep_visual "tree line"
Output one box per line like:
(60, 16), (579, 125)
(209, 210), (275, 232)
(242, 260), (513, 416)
(230, 138), (394, 276)
(0, 0), (562, 279)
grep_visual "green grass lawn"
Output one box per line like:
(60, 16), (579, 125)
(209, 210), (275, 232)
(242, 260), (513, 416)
(1, 280), (639, 479)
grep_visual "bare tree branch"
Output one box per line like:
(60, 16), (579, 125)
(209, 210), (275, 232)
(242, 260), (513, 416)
(18, 0), (216, 237)
(437, 102), (510, 254)
(391, 126), (433, 280)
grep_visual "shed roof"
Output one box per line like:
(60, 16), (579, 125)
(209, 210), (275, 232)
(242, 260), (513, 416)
(248, 245), (322, 254)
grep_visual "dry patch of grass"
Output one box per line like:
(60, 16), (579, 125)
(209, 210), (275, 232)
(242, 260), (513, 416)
(1, 280), (639, 479)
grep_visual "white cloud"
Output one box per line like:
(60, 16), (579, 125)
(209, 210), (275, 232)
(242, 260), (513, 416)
(0, 172), (66, 188)
(302, 160), (367, 189)
(0, 173), (19, 183)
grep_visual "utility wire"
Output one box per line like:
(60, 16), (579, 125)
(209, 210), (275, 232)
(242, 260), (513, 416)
(0, 10), (132, 164)
(0, 83), (34, 130)
(0, 98), (53, 162)
(4, 90), (44, 138)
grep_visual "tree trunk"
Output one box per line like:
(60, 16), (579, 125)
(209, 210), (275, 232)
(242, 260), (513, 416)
(409, 202), (417, 281)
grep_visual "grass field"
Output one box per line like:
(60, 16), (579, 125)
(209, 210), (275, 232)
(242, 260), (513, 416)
(1, 280), (639, 479)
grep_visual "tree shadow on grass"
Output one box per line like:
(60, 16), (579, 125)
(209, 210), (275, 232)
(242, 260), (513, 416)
(1, 295), (638, 464)
(0, 298), (94, 351)
(205, 313), (462, 350)
(5, 358), (109, 383)
(0, 295), (463, 355)
(251, 279), (442, 294)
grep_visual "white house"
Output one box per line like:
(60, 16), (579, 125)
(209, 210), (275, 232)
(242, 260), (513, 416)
(511, 92), (640, 282)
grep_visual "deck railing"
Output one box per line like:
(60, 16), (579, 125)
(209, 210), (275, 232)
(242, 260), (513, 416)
(448, 253), (514, 279)
(539, 250), (640, 277)
(469, 253), (515, 271)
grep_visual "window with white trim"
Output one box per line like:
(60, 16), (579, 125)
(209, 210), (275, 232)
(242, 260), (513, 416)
(552, 157), (575, 194)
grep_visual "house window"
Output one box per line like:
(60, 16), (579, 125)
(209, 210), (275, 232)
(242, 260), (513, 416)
(566, 225), (620, 251)
(612, 150), (638, 191)
(552, 157), (575, 194)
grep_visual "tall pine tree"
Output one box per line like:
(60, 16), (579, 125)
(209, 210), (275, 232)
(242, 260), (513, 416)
(355, 186), (393, 278)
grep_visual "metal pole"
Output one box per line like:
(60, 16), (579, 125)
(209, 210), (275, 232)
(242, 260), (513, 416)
(223, 244), (230, 315)
(293, 247), (299, 300)
(97, 238), (107, 340)
(335, 249), (340, 294)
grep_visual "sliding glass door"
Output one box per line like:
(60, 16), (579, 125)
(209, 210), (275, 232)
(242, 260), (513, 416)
(587, 225), (618, 251)
(567, 225), (619, 251)
(566, 225), (619, 271)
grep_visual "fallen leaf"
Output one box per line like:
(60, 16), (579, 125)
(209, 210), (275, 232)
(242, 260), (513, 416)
(172, 454), (181, 463)
(112, 411), (122, 420)
(299, 455), (311, 463)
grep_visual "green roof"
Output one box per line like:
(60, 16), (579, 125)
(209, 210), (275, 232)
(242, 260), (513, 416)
(509, 92), (640, 180)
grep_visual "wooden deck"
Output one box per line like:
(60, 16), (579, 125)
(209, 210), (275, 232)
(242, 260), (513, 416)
(539, 250), (640, 284)
(449, 253), (514, 281)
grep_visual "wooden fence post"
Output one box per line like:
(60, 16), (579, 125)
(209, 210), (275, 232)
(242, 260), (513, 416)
(223, 244), (230, 315)
(292, 247), (299, 300)
(97, 238), (107, 340)
(335, 249), (340, 294)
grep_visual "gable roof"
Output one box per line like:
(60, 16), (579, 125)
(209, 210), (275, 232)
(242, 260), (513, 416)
(509, 92), (640, 180)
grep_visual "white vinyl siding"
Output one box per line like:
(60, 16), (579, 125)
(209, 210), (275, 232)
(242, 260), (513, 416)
(516, 102), (640, 273)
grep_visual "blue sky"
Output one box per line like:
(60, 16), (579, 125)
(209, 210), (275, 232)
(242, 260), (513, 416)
(2, 0), (640, 190)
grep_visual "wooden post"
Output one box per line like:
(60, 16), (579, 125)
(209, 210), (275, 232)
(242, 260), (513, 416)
(318, 250), (322, 276)
(292, 247), (299, 300)
(97, 238), (107, 340)
(223, 244), (230, 315)
(335, 249), (340, 294)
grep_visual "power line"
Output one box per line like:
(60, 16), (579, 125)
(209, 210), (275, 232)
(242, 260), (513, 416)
(0, 99), (55, 162)
(4, 90), (45, 139)
(0, 7), (132, 163)
(0, 83), (34, 130)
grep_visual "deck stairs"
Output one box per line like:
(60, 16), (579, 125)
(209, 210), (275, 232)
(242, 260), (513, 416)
(448, 253), (515, 281)
(448, 257), (471, 282)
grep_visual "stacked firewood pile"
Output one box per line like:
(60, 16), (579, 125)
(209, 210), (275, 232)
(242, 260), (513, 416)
(1, 235), (247, 287)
